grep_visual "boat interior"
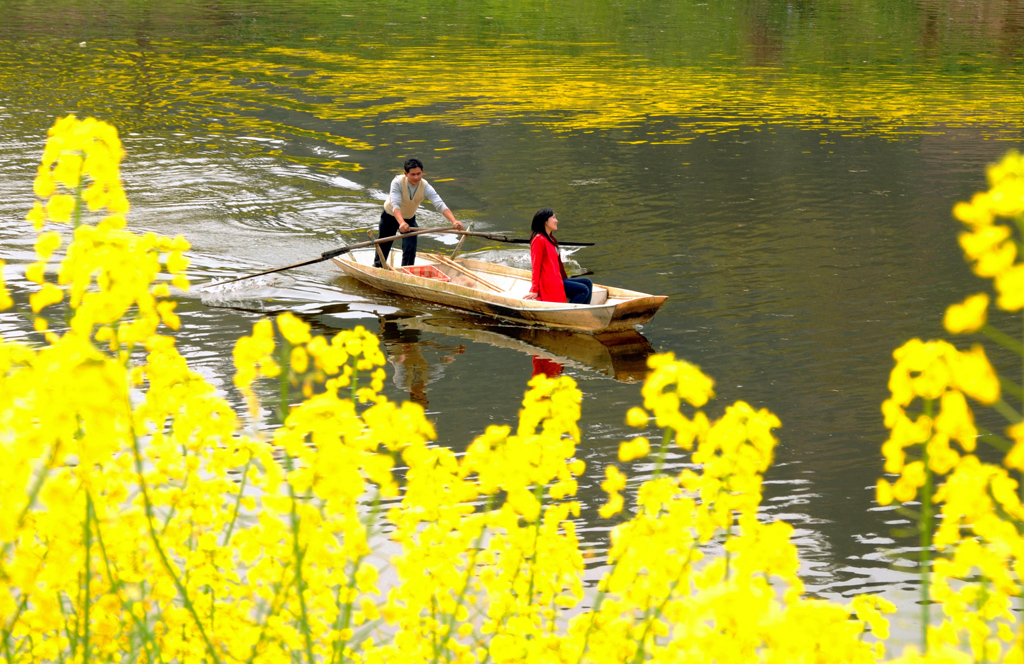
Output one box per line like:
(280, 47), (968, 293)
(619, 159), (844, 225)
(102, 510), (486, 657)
(350, 248), (613, 305)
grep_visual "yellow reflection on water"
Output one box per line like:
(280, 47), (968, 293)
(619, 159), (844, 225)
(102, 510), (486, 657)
(2, 35), (1021, 165)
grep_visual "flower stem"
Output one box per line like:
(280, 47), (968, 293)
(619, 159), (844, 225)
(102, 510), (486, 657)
(434, 497), (494, 664)
(93, 520), (156, 662)
(277, 334), (316, 664)
(982, 323), (1024, 357)
(245, 563), (292, 664)
(0, 443), (60, 573)
(993, 398), (1023, 425)
(130, 423), (221, 664)
(525, 485), (547, 605)
(334, 489), (384, 664)
(82, 493), (92, 664)
(920, 399), (934, 654)
(578, 426), (678, 664)
(222, 450), (253, 546)
(285, 457), (316, 664)
(652, 427), (674, 480)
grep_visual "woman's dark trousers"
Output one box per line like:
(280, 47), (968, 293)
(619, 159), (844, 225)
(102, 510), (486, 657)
(563, 277), (593, 304)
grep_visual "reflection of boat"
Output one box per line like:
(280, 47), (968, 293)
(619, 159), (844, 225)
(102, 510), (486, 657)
(394, 315), (656, 383)
(331, 249), (667, 333)
(379, 320), (465, 407)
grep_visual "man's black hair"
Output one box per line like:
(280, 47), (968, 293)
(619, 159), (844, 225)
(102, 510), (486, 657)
(404, 158), (424, 172)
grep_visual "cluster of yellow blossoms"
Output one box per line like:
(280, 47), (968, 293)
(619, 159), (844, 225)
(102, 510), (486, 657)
(876, 151), (1024, 663)
(951, 151), (1024, 315)
(568, 355), (892, 664)
(21, 114), (189, 344)
(8, 116), (1024, 664)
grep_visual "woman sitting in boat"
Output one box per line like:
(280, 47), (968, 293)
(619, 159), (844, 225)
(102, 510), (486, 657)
(523, 207), (592, 304)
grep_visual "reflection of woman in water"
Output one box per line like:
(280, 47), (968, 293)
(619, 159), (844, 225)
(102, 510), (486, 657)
(380, 323), (464, 407)
(523, 207), (592, 305)
(532, 355), (563, 378)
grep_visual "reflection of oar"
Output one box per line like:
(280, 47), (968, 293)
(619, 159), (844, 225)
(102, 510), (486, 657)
(205, 228), (595, 287)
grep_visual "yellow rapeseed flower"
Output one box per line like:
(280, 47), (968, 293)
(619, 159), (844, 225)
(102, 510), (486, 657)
(45, 194), (75, 223)
(948, 345), (999, 405)
(953, 197), (994, 228)
(33, 231), (62, 260)
(618, 436), (650, 462)
(51, 152), (83, 188)
(625, 406), (648, 428)
(29, 283), (62, 313)
(959, 224), (1011, 262)
(290, 346), (309, 373)
(943, 293), (988, 334)
(994, 264), (1024, 311)
(934, 390), (977, 452)
(277, 311), (312, 345)
(876, 479), (894, 506)
(0, 260), (11, 311)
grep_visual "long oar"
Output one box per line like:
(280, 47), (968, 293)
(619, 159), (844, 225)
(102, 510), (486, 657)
(467, 231), (595, 247)
(205, 227), (453, 287)
(204, 228), (595, 287)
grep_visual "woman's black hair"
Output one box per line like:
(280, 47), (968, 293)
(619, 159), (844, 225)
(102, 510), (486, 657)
(404, 158), (424, 172)
(530, 207), (558, 246)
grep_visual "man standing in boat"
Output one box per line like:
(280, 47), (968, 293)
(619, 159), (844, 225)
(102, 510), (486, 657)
(375, 158), (463, 267)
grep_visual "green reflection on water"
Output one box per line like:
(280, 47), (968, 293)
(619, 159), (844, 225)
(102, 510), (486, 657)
(1, 0), (1022, 173)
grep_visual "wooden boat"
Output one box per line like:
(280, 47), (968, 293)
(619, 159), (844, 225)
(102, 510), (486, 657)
(331, 249), (667, 334)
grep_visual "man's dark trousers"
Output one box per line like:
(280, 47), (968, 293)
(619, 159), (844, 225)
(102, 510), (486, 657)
(374, 211), (418, 267)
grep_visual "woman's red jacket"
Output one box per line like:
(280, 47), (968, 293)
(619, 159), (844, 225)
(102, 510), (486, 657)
(530, 234), (568, 303)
